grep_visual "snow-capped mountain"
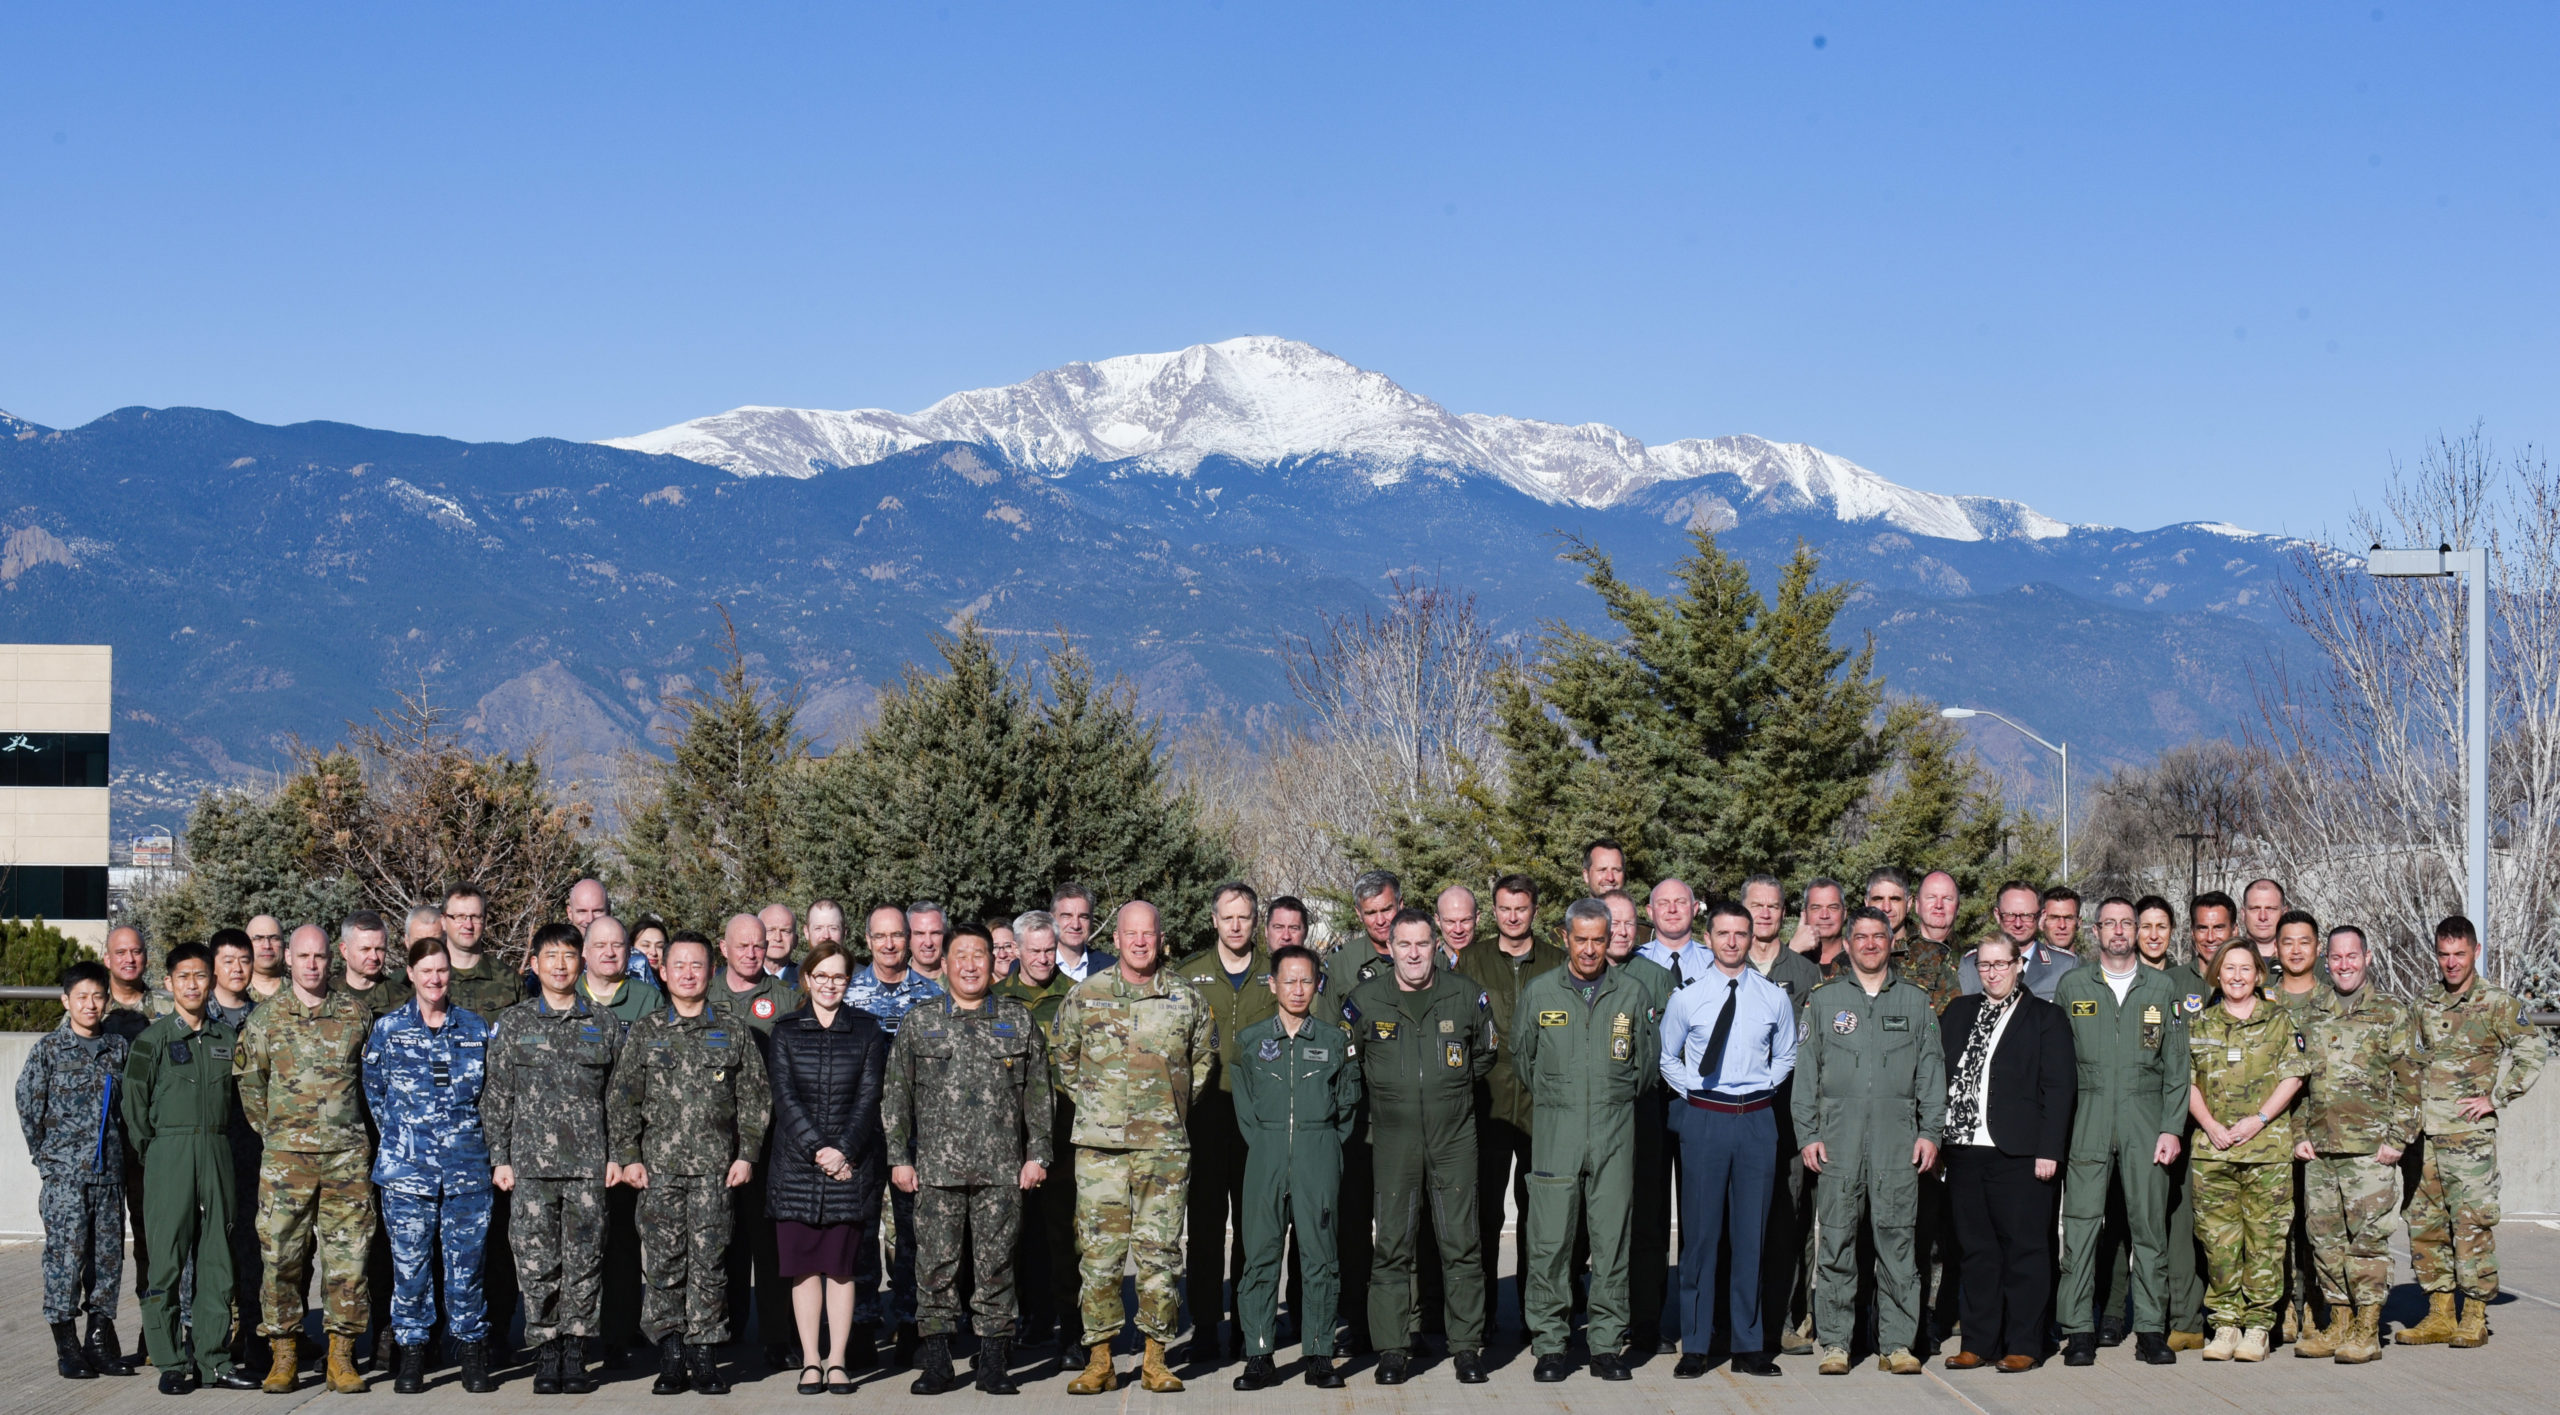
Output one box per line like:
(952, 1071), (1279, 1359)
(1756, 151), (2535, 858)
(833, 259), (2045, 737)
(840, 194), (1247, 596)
(604, 336), (2075, 544)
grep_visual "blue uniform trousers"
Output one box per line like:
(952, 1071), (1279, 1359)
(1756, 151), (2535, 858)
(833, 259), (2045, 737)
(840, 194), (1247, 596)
(1671, 1102), (1776, 1355)
(382, 1188), (493, 1346)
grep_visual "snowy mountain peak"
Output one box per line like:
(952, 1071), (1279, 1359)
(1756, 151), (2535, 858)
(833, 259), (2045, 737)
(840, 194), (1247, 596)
(602, 336), (2075, 544)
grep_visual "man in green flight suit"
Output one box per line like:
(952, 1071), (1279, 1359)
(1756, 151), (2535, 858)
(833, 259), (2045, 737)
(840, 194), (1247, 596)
(122, 942), (264, 1393)
(1511, 899), (1656, 1383)
(2052, 891), (2193, 1367)
(1172, 881), (1278, 1367)
(1344, 906), (1495, 1385)
(1229, 945), (1361, 1391)
(1453, 873), (1562, 1341)
(1796, 908), (1946, 1377)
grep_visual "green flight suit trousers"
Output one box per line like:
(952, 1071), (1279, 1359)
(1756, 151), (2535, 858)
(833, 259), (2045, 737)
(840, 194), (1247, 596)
(141, 1134), (239, 1377)
(1524, 1125), (1632, 1357)
(2059, 1142), (2168, 1335)
(1369, 1122), (1483, 1353)
(1239, 1134), (1342, 1357)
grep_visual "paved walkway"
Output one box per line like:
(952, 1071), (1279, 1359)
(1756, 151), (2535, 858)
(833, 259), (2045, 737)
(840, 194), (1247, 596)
(9, 1222), (2560, 1414)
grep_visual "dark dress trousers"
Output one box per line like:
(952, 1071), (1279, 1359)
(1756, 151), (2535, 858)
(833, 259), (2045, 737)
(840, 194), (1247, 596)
(1936, 991), (2075, 1360)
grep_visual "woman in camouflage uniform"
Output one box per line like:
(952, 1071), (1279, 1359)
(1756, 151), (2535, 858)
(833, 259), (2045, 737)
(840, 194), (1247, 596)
(2185, 941), (2311, 1363)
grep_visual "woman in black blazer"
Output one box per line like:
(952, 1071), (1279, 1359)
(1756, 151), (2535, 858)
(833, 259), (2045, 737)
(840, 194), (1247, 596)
(1935, 936), (2076, 1371)
(766, 942), (889, 1394)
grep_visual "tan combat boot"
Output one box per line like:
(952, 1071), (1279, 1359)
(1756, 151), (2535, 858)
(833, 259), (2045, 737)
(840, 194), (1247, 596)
(1067, 1343), (1117, 1395)
(261, 1336), (299, 1393)
(2166, 1328), (2207, 1351)
(325, 1334), (366, 1393)
(2448, 1296), (2490, 1348)
(1816, 1345), (1851, 1375)
(1136, 1338), (1183, 1393)
(1880, 1347), (1922, 1375)
(2333, 1306), (2383, 1364)
(2201, 1325), (2240, 1360)
(2235, 1327), (2269, 1362)
(2396, 1291), (2458, 1344)
(2294, 1303), (2346, 1358)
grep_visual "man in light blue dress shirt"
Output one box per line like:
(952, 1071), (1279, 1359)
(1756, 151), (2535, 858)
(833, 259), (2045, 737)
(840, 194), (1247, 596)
(1659, 900), (1800, 1378)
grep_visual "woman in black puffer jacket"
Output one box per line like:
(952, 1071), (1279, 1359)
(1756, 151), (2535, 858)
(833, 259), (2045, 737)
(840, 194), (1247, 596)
(766, 941), (889, 1394)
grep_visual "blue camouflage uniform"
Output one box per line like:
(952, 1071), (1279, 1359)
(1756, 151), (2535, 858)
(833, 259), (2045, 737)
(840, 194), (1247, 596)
(17, 1020), (131, 1324)
(844, 966), (944, 1329)
(362, 1001), (497, 1347)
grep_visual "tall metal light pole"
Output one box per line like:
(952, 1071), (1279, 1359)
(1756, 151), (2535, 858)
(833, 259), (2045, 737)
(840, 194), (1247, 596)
(2366, 543), (2491, 929)
(1942, 706), (2071, 878)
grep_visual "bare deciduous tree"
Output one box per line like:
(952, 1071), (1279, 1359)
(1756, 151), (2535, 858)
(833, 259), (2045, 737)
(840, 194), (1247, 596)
(1284, 575), (1507, 804)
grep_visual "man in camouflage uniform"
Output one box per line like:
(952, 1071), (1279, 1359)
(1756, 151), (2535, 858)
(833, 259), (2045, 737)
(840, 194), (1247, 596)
(607, 933), (771, 1395)
(2286, 924), (2414, 1363)
(483, 923), (626, 1394)
(2395, 914), (2549, 1349)
(335, 911), (414, 1022)
(19, 959), (136, 1380)
(885, 924), (1053, 1395)
(1052, 900), (1218, 1395)
(998, 910), (1079, 1348)
(234, 926), (377, 1393)
(1171, 882), (1276, 1367)
(2265, 910), (2335, 1343)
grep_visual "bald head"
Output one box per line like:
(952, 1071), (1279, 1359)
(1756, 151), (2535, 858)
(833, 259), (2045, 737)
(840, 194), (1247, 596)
(719, 913), (765, 984)
(758, 903), (798, 964)
(1435, 885), (1479, 955)
(104, 926), (146, 985)
(1114, 900), (1163, 978)
(1648, 878), (1697, 944)
(567, 878), (609, 931)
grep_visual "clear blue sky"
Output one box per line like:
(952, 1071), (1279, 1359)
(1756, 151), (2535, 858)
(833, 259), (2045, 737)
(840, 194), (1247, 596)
(6, 2), (2554, 536)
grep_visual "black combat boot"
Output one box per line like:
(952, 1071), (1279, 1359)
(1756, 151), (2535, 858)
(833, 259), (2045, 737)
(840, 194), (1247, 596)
(394, 1342), (429, 1394)
(1231, 1355), (1274, 1391)
(910, 1335), (958, 1395)
(531, 1337), (564, 1395)
(846, 1322), (879, 1371)
(457, 1340), (499, 1393)
(685, 1345), (730, 1396)
(558, 1336), (597, 1394)
(53, 1321), (98, 1379)
(652, 1334), (689, 1395)
(894, 1322), (922, 1370)
(87, 1315), (137, 1375)
(976, 1337), (1019, 1394)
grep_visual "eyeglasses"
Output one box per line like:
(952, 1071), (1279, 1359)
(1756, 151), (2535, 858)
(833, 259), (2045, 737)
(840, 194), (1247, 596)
(1977, 959), (2019, 971)
(1996, 910), (2038, 922)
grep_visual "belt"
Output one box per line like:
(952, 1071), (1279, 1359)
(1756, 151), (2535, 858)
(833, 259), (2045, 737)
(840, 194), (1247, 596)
(145, 1125), (227, 1136)
(1687, 1089), (1774, 1115)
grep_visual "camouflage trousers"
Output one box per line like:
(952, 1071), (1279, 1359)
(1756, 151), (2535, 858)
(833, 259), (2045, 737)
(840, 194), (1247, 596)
(638, 1175), (732, 1344)
(39, 1175), (124, 1323)
(917, 1183), (1021, 1338)
(256, 1147), (375, 1338)
(1074, 1146), (1190, 1346)
(2408, 1131), (2503, 1299)
(2301, 1153), (2400, 1309)
(510, 1178), (605, 1342)
(2192, 1158), (2290, 1329)
(382, 1187), (492, 1346)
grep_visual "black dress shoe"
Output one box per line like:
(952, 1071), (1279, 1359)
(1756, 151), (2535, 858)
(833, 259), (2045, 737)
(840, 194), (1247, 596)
(1674, 1352), (1713, 1379)
(210, 1369), (262, 1390)
(1231, 1356), (1274, 1391)
(158, 1369), (199, 1394)
(2062, 1332), (2097, 1367)
(1592, 1353), (1631, 1381)
(2135, 1331), (2177, 1365)
(1452, 1350), (1487, 1384)
(1533, 1353), (1571, 1383)
(1373, 1350), (1409, 1385)
(1303, 1356), (1344, 1389)
(1730, 1352), (1782, 1377)
(2098, 1316), (2130, 1348)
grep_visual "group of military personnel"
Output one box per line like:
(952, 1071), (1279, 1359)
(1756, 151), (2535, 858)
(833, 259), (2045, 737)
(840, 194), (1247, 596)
(12, 854), (2550, 1394)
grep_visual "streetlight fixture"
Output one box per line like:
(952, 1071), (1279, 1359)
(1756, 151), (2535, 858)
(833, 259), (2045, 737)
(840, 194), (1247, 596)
(2366, 542), (2491, 930)
(1942, 706), (2071, 878)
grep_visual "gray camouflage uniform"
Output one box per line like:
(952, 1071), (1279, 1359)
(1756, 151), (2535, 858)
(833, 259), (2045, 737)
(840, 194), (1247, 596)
(481, 995), (624, 1343)
(17, 1020), (131, 1323)
(606, 1002), (771, 1345)
(882, 994), (1055, 1339)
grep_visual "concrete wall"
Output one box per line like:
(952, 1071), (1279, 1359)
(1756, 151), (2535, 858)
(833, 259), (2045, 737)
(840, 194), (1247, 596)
(0, 1032), (49, 1233)
(0, 644), (113, 733)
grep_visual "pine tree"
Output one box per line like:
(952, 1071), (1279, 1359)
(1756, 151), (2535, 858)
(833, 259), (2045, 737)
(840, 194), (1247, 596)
(785, 624), (1238, 955)
(618, 618), (808, 931)
(0, 918), (88, 1030)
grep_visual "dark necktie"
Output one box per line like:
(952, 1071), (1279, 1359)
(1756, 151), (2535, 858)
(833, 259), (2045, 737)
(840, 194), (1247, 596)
(1698, 977), (1739, 1088)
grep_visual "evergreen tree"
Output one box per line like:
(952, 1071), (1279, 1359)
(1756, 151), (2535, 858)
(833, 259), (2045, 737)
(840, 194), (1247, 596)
(0, 918), (88, 1030)
(618, 620), (808, 931)
(129, 788), (363, 951)
(785, 625), (1237, 956)
(1830, 707), (2061, 941)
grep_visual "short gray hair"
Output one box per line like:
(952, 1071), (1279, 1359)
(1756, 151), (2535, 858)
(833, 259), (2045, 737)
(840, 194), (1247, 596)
(1012, 909), (1056, 944)
(907, 899), (947, 923)
(1563, 897), (1613, 933)
(1351, 869), (1402, 907)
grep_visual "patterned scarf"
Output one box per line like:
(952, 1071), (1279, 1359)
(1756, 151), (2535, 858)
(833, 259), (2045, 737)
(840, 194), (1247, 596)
(1942, 989), (2016, 1144)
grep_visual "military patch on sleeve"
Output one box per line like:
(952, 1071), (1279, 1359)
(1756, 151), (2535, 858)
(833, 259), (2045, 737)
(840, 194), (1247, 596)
(2294, 1031), (2307, 1052)
(1258, 1037), (1283, 1061)
(2183, 994), (2205, 1014)
(752, 997), (775, 1019)
(1341, 998), (1360, 1023)
(1478, 991), (1491, 1011)
(2069, 1000), (2098, 1017)
(1538, 1010), (1569, 1027)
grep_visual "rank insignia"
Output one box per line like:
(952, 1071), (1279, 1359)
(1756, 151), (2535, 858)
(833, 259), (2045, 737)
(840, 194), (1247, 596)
(1831, 1010), (1858, 1034)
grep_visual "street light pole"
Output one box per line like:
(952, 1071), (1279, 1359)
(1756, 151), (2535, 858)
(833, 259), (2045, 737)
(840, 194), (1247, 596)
(2366, 544), (2491, 930)
(1941, 706), (2071, 879)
